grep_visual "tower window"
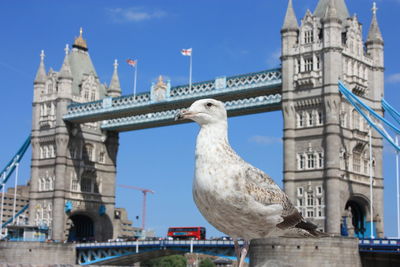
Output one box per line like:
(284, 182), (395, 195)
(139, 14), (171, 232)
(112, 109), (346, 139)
(317, 110), (323, 125)
(308, 111), (313, 126)
(297, 187), (304, 196)
(80, 177), (92, 192)
(307, 210), (314, 218)
(304, 58), (313, 72)
(99, 151), (105, 163)
(318, 153), (324, 168)
(307, 154), (315, 169)
(353, 152), (361, 173)
(298, 112), (304, 128)
(299, 155), (306, 170)
(307, 193), (314, 206)
(304, 30), (314, 44)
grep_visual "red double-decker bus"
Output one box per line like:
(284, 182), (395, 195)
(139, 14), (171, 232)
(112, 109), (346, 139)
(167, 227), (206, 240)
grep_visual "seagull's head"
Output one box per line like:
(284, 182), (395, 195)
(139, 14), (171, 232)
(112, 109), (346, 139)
(175, 99), (227, 126)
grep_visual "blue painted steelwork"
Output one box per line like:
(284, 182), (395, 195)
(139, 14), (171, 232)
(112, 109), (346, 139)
(1, 204), (29, 228)
(0, 135), (31, 190)
(382, 99), (400, 126)
(338, 81), (400, 151)
(63, 69), (282, 125)
(101, 94), (281, 131)
(359, 239), (400, 253)
(76, 240), (243, 265)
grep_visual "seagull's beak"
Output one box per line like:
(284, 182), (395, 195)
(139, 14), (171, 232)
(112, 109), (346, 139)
(175, 110), (195, 121)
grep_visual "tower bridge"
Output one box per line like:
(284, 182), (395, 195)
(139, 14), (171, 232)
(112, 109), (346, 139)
(0, 0), (388, 255)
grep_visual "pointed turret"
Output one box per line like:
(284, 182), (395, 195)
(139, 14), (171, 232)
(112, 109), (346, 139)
(314, 0), (349, 22)
(323, 0), (339, 21)
(367, 2), (383, 45)
(59, 44), (72, 79)
(108, 59), (122, 98)
(282, 0), (298, 31)
(34, 50), (46, 84)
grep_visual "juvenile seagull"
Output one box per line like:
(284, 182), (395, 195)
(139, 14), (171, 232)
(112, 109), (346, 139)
(176, 99), (325, 267)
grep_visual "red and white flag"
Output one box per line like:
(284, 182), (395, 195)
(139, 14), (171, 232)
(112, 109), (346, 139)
(181, 48), (192, 56)
(126, 59), (137, 67)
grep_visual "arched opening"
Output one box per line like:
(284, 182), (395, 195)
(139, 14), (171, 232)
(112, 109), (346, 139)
(68, 214), (94, 242)
(344, 197), (368, 238)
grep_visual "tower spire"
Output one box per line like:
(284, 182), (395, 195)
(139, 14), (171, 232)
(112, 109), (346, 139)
(282, 0), (298, 31)
(108, 59), (122, 97)
(59, 44), (72, 79)
(323, 0), (339, 20)
(314, 0), (349, 22)
(367, 2), (383, 44)
(34, 50), (46, 83)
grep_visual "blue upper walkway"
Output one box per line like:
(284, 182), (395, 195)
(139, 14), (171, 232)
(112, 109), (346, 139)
(63, 69), (282, 131)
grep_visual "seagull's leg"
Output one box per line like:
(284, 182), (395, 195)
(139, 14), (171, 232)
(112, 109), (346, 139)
(234, 239), (241, 266)
(238, 240), (249, 267)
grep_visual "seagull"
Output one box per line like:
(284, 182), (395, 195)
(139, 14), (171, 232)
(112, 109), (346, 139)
(175, 99), (326, 267)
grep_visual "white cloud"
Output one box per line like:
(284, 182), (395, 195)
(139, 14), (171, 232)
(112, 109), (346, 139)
(248, 135), (282, 145)
(266, 49), (281, 68)
(107, 7), (167, 23)
(387, 73), (400, 84)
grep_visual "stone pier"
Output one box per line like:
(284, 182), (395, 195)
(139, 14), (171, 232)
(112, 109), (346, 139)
(250, 237), (361, 267)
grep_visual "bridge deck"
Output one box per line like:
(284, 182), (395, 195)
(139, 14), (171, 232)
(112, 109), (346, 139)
(63, 69), (282, 132)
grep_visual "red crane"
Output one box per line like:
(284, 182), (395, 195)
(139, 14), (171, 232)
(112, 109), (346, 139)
(118, 184), (154, 230)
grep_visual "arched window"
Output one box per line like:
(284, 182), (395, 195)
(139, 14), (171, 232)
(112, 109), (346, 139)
(47, 81), (53, 94)
(353, 152), (361, 173)
(297, 112), (304, 128)
(298, 154), (305, 170)
(90, 91), (96, 101)
(308, 111), (313, 126)
(304, 29), (314, 44)
(307, 154), (315, 169)
(84, 144), (95, 162)
(307, 193), (314, 206)
(99, 151), (105, 163)
(318, 153), (324, 168)
(44, 146), (49, 159)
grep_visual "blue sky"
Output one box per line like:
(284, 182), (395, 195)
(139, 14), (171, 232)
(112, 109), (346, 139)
(0, 0), (400, 238)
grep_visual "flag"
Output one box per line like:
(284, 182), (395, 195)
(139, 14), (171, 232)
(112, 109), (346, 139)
(181, 48), (192, 56)
(126, 59), (137, 67)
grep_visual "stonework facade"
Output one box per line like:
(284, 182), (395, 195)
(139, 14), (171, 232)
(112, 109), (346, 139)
(281, 0), (384, 236)
(29, 31), (123, 241)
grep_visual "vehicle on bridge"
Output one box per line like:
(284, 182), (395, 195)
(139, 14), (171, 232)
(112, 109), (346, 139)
(167, 227), (206, 240)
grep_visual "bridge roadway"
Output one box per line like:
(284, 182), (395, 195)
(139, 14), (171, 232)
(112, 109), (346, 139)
(76, 239), (243, 265)
(76, 238), (400, 265)
(63, 69), (282, 131)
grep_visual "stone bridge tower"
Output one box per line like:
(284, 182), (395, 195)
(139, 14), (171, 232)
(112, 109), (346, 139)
(29, 30), (121, 241)
(281, 0), (384, 236)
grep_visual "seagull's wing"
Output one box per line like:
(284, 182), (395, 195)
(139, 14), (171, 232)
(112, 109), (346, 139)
(242, 165), (303, 230)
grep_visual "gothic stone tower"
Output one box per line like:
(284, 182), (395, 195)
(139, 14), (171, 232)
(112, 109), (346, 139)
(29, 30), (122, 241)
(281, 0), (384, 236)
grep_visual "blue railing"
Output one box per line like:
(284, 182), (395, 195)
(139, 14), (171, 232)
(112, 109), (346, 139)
(359, 238), (400, 253)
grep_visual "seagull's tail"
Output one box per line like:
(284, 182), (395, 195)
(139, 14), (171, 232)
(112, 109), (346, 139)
(295, 220), (329, 237)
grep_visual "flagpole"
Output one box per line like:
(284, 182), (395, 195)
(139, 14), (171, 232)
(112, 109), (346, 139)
(134, 60), (138, 98)
(396, 135), (400, 238)
(369, 125), (374, 239)
(189, 52), (192, 91)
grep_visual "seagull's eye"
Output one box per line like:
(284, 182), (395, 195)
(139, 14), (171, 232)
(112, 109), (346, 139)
(206, 102), (213, 108)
